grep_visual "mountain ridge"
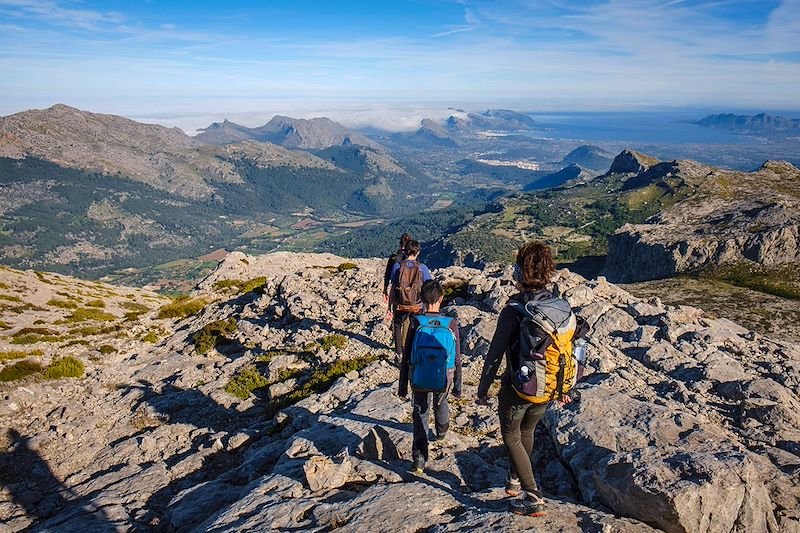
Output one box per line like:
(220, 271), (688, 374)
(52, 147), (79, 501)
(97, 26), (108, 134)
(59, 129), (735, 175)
(196, 115), (382, 150)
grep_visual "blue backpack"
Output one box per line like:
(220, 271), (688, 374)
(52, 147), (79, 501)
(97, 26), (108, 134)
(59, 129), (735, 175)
(410, 315), (457, 392)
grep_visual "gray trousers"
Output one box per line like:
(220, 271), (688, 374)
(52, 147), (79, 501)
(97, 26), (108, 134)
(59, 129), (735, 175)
(498, 385), (548, 493)
(412, 390), (449, 462)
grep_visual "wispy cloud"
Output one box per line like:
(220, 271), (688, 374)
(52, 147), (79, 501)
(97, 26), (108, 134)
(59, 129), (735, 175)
(0, 0), (798, 121)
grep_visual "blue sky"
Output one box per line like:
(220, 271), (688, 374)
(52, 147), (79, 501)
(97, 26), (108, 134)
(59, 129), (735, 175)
(1, 0), (799, 131)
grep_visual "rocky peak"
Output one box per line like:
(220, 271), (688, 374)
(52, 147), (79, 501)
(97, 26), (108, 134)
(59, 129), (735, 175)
(607, 149), (661, 175)
(760, 160), (800, 174)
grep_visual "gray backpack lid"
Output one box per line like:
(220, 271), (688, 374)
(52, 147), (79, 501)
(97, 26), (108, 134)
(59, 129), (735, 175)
(512, 297), (576, 336)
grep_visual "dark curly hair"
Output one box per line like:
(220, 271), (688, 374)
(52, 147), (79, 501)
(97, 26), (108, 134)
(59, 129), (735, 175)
(399, 233), (412, 250)
(515, 240), (555, 290)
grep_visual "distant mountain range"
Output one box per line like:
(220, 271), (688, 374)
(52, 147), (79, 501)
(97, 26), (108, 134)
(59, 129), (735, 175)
(0, 104), (418, 276)
(692, 113), (800, 135)
(196, 115), (382, 150)
(388, 109), (538, 148)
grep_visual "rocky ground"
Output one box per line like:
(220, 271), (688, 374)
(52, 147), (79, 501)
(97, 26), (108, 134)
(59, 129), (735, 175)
(623, 277), (800, 343)
(603, 160), (800, 283)
(1, 252), (799, 532)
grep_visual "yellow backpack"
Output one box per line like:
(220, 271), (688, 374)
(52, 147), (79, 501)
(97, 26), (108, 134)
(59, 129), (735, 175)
(509, 297), (582, 404)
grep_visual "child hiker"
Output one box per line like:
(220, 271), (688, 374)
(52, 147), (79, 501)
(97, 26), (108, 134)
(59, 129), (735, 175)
(398, 279), (462, 473)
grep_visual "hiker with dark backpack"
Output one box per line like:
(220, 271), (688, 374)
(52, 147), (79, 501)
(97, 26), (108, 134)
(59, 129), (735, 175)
(388, 240), (432, 362)
(383, 233), (412, 303)
(398, 280), (462, 473)
(477, 241), (590, 518)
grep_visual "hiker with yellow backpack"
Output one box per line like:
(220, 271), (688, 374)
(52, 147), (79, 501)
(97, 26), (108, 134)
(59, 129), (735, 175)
(477, 241), (590, 518)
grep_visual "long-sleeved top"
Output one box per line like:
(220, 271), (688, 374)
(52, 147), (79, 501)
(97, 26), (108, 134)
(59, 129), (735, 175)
(477, 289), (551, 399)
(399, 312), (462, 398)
(382, 249), (403, 294)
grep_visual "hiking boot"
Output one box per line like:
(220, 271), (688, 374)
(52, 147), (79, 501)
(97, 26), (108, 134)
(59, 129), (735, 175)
(436, 431), (447, 442)
(411, 455), (425, 474)
(505, 474), (521, 496)
(509, 491), (546, 517)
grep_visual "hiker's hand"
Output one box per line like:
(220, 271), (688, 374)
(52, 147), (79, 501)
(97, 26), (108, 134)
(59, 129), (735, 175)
(384, 310), (393, 322)
(383, 293), (389, 303)
(558, 395), (573, 406)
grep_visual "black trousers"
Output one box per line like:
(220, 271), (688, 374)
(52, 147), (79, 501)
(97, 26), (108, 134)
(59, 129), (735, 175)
(412, 390), (449, 462)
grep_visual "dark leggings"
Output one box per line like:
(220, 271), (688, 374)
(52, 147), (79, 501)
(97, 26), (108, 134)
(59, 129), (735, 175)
(498, 386), (548, 493)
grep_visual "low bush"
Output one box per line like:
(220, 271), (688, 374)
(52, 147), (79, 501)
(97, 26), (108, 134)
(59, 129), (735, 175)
(48, 299), (78, 309)
(0, 349), (43, 362)
(61, 339), (91, 348)
(337, 262), (358, 272)
(224, 366), (269, 399)
(85, 299), (106, 308)
(213, 279), (243, 291)
(121, 301), (149, 312)
(43, 356), (85, 379)
(0, 294), (22, 303)
(0, 360), (44, 382)
(269, 354), (378, 412)
(98, 345), (117, 355)
(11, 327), (61, 345)
(442, 280), (470, 305)
(156, 296), (208, 320)
(194, 318), (237, 354)
(238, 277), (267, 295)
(212, 277), (267, 296)
(319, 334), (348, 352)
(0, 320), (10, 330)
(66, 308), (117, 322)
(142, 331), (160, 343)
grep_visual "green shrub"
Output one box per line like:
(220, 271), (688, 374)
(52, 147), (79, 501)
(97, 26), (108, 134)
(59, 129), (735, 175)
(0, 349), (43, 361)
(320, 334), (348, 352)
(0, 360), (44, 382)
(48, 299), (78, 309)
(238, 277), (267, 295)
(0, 320), (10, 330)
(11, 327), (61, 345)
(194, 318), (237, 354)
(224, 366), (269, 399)
(212, 277), (267, 296)
(156, 296), (208, 319)
(61, 339), (91, 348)
(442, 280), (470, 305)
(337, 262), (358, 272)
(98, 345), (117, 355)
(0, 282), (8, 289)
(0, 294), (22, 303)
(121, 301), (149, 312)
(43, 356), (85, 379)
(273, 367), (305, 383)
(66, 308), (116, 322)
(271, 354), (378, 410)
(213, 279), (243, 291)
(141, 331), (160, 343)
(85, 299), (106, 308)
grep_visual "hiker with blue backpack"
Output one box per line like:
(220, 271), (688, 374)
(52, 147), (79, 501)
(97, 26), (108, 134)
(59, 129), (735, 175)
(398, 279), (462, 474)
(477, 241), (590, 518)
